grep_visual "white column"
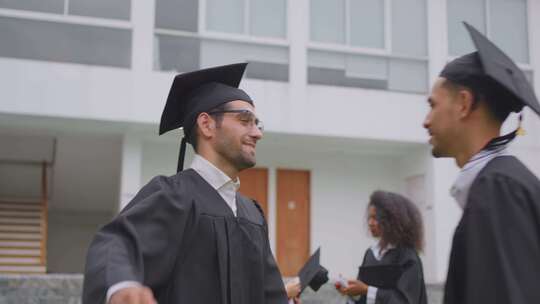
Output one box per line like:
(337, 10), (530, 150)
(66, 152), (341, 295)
(427, 0), (448, 88)
(287, 0), (309, 131)
(268, 167), (277, 253)
(118, 135), (143, 212)
(131, 0), (156, 72)
(430, 158), (461, 283)
(424, 0), (456, 284)
(529, 0), (540, 94)
(526, 0), (540, 146)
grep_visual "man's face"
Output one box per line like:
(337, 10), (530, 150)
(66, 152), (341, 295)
(213, 100), (263, 171)
(423, 78), (463, 158)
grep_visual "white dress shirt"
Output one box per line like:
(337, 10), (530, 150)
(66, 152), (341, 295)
(106, 154), (240, 303)
(450, 146), (509, 209)
(190, 154), (241, 216)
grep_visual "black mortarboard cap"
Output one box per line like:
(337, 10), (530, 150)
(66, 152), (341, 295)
(159, 63), (253, 172)
(440, 22), (540, 117)
(298, 248), (329, 293)
(357, 264), (404, 289)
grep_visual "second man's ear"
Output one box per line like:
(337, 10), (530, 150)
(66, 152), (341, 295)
(458, 89), (475, 118)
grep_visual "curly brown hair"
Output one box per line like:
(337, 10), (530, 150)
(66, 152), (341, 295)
(368, 190), (424, 252)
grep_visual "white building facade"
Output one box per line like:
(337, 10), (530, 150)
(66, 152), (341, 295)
(0, 0), (539, 284)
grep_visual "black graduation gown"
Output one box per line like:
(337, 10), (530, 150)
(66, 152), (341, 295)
(355, 247), (427, 304)
(444, 156), (540, 304)
(82, 169), (288, 304)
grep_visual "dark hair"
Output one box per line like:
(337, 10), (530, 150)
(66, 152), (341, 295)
(442, 77), (520, 123)
(187, 102), (229, 152)
(368, 190), (424, 252)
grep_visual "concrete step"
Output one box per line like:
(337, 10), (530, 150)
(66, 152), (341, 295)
(0, 203), (42, 211)
(0, 232), (42, 240)
(0, 218), (42, 225)
(0, 225), (42, 233)
(0, 265), (46, 274)
(0, 241), (41, 248)
(0, 256), (42, 265)
(0, 248), (41, 256)
(0, 210), (42, 218)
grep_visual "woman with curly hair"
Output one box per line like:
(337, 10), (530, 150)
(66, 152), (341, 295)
(337, 190), (427, 304)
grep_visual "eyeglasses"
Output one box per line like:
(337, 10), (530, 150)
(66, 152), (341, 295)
(207, 109), (264, 132)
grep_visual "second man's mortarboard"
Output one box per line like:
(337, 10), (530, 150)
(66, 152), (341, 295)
(440, 22), (540, 117)
(440, 23), (540, 147)
(159, 63), (253, 172)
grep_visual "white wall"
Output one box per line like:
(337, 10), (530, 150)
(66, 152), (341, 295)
(52, 134), (122, 212)
(0, 57), (428, 145)
(309, 155), (402, 279)
(47, 209), (113, 273)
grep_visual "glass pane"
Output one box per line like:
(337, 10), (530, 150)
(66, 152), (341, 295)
(310, 0), (345, 44)
(206, 0), (244, 34)
(308, 51), (387, 89)
(388, 59), (428, 93)
(155, 0), (198, 32)
(349, 0), (384, 48)
(447, 0), (486, 56)
(0, 0), (64, 14)
(0, 16), (131, 68)
(489, 0), (529, 63)
(345, 54), (387, 80)
(68, 0), (131, 20)
(392, 0), (427, 56)
(200, 39), (288, 66)
(244, 61), (289, 81)
(250, 0), (286, 38)
(308, 50), (346, 70)
(154, 34), (200, 72)
(200, 40), (288, 81)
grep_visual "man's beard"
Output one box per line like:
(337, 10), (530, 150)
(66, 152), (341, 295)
(215, 135), (256, 171)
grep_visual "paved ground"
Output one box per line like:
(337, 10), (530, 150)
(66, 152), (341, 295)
(0, 274), (444, 303)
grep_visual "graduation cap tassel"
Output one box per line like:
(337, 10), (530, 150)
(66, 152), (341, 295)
(177, 137), (187, 173)
(516, 113), (526, 136)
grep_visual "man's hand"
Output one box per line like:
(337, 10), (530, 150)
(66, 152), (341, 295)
(285, 280), (301, 299)
(109, 286), (157, 304)
(339, 279), (368, 296)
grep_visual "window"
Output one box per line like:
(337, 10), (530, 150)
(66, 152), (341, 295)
(206, 0), (286, 39)
(447, 0), (529, 64)
(308, 0), (428, 93)
(0, 0), (131, 20)
(154, 0), (289, 82)
(0, 0), (132, 67)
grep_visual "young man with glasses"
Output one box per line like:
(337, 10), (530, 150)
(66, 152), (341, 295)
(82, 63), (288, 304)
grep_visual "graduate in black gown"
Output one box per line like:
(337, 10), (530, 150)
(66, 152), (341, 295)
(423, 23), (540, 304)
(338, 191), (427, 304)
(82, 63), (288, 304)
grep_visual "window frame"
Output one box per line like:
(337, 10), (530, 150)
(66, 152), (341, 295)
(309, 0), (396, 55)
(307, 0), (430, 94)
(0, 1), (132, 30)
(198, 0), (289, 45)
(447, 0), (532, 68)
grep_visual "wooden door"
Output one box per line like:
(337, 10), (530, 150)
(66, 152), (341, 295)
(238, 168), (268, 216)
(276, 169), (310, 277)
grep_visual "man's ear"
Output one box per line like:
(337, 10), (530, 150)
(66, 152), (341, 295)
(457, 89), (475, 119)
(196, 113), (215, 138)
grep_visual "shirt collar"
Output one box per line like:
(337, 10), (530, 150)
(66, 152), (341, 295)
(190, 154), (240, 191)
(450, 145), (509, 209)
(370, 241), (395, 261)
